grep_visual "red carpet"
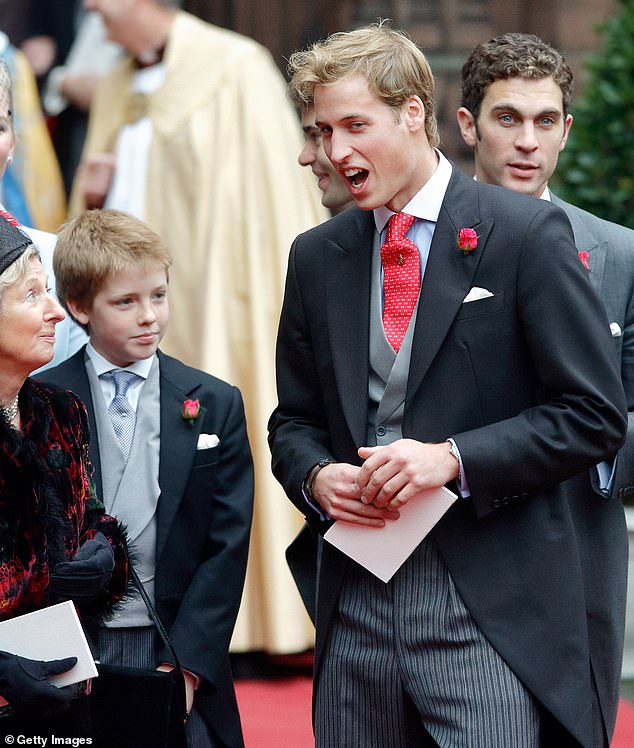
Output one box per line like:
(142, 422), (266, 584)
(235, 673), (634, 748)
(613, 697), (634, 747)
(236, 677), (313, 747)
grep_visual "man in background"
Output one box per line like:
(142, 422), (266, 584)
(287, 96), (354, 621)
(298, 101), (354, 215)
(457, 32), (634, 745)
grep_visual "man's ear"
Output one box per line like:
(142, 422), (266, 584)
(456, 107), (478, 148)
(559, 113), (573, 152)
(66, 299), (90, 327)
(402, 95), (425, 133)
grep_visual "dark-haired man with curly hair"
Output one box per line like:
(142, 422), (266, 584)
(458, 33), (634, 747)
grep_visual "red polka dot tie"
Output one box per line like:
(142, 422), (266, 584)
(380, 212), (420, 352)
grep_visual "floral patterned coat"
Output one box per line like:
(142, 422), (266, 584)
(0, 378), (128, 621)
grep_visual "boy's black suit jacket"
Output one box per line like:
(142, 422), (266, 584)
(40, 348), (254, 748)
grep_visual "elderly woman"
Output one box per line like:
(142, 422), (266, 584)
(0, 58), (86, 372)
(0, 215), (129, 736)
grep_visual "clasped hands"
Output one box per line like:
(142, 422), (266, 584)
(312, 439), (459, 527)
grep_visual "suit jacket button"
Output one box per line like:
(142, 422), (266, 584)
(492, 498), (502, 509)
(376, 425), (386, 437)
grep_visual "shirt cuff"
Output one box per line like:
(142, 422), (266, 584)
(447, 438), (471, 497)
(302, 484), (331, 522)
(182, 667), (202, 690)
(596, 458), (616, 492)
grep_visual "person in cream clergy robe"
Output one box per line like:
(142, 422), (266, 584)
(71, 0), (327, 652)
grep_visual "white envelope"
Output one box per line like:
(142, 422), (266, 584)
(324, 486), (458, 582)
(462, 287), (494, 303)
(610, 322), (622, 338)
(197, 433), (220, 450)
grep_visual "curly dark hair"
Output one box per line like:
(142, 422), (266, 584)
(461, 33), (573, 120)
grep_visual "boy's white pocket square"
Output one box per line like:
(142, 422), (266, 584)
(462, 287), (494, 303)
(610, 322), (622, 338)
(197, 433), (220, 450)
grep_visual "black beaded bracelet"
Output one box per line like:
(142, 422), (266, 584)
(303, 458), (336, 501)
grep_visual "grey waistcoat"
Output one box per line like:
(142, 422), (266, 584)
(87, 355), (161, 627)
(367, 239), (420, 447)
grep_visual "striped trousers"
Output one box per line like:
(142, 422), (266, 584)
(315, 538), (542, 747)
(95, 626), (215, 748)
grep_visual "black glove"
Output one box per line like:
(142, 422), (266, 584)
(0, 651), (77, 716)
(49, 531), (115, 603)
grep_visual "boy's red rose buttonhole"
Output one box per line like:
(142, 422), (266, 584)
(182, 399), (200, 424)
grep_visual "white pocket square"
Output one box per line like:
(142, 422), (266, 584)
(197, 433), (220, 450)
(462, 287), (494, 303)
(610, 322), (622, 338)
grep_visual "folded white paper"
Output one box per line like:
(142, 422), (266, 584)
(0, 600), (98, 687)
(197, 433), (220, 450)
(324, 485), (458, 582)
(462, 286), (494, 303)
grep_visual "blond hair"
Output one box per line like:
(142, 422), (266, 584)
(54, 209), (172, 320)
(288, 22), (439, 147)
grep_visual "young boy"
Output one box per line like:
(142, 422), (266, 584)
(39, 209), (254, 748)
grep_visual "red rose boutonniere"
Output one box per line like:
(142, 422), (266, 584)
(182, 399), (200, 424)
(457, 228), (478, 256)
(578, 251), (590, 271)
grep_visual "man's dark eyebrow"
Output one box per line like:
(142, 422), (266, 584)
(491, 103), (562, 118)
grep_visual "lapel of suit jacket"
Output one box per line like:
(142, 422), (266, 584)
(156, 351), (205, 559)
(327, 209), (375, 446)
(550, 192), (607, 297)
(406, 169), (493, 404)
(53, 348), (104, 498)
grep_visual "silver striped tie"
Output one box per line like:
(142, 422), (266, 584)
(105, 370), (139, 461)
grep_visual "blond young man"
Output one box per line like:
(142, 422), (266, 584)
(269, 23), (626, 748)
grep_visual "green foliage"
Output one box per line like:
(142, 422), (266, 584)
(554, 0), (634, 228)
